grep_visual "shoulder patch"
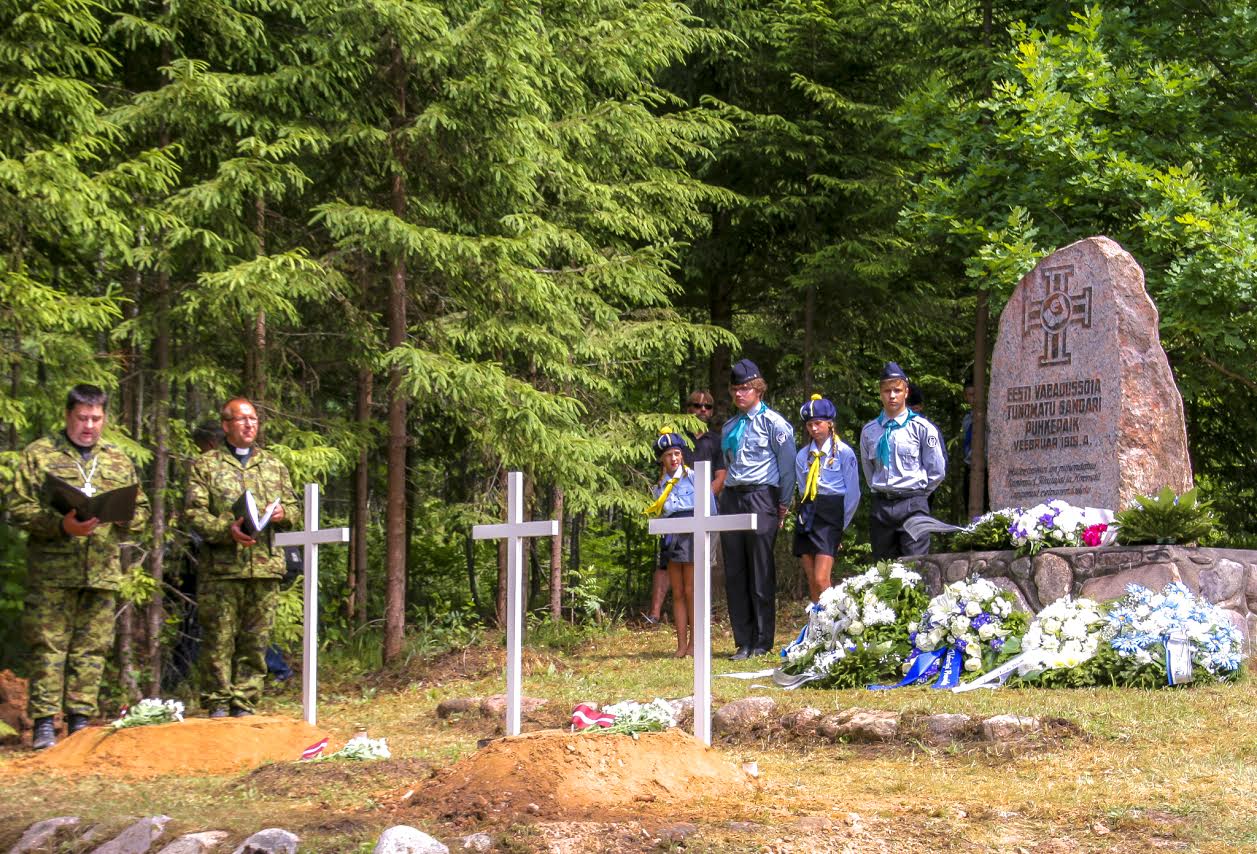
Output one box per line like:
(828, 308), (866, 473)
(926, 435), (939, 449)
(775, 430), (790, 446)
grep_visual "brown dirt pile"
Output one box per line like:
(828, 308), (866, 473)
(405, 728), (753, 824)
(1, 715), (332, 779)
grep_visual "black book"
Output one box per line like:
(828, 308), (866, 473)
(231, 490), (281, 536)
(42, 473), (139, 525)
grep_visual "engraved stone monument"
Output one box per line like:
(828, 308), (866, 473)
(987, 236), (1193, 511)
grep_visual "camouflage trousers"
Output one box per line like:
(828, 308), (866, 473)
(25, 586), (116, 720)
(198, 577), (279, 712)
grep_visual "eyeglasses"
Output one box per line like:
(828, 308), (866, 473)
(687, 402), (713, 410)
(225, 416), (259, 424)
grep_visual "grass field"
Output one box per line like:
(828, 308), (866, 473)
(2, 608), (1255, 853)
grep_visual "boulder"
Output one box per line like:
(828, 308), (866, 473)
(478, 695), (546, 720)
(231, 829), (299, 854)
(0, 669), (29, 744)
(924, 713), (973, 743)
(1199, 559), (1245, 607)
(1079, 564), (1181, 603)
(434, 698), (480, 719)
(668, 696), (694, 729)
(712, 697), (776, 735)
(457, 833), (492, 852)
(373, 826), (448, 854)
(9, 816), (83, 854)
(1033, 554), (1073, 606)
(778, 707), (823, 734)
(90, 816), (171, 854)
(831, 710), (899, 743)
(944, 559), (970, 583)
(980, 715), (1041, 742)
(156, 832), (231, 854)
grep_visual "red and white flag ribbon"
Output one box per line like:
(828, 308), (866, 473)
(570, 703), (615, 730)
(300, 737), (329, 760)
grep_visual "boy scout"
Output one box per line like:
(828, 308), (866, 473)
(184, 397), (298, 717)
(9, 385), (149, 750)
(858, 363), (946, 558)
(719, 359), (794, 660)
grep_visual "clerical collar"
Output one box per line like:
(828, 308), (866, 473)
(226, 441), (253, 463)
(62, 430), (95, 459)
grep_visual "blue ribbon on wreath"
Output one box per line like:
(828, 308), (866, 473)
(868, 643), (964, 691)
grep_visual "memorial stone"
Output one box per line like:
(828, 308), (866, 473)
(988, 236), (1192, 511)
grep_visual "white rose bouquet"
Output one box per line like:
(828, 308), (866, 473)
(898, 576), (1028, 687)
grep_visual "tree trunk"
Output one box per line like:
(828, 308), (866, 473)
(351, 367), (372, 627)
(802, 282), (816, 394)
(249, 195), (267, 408)
(383, 43), (410, 664)
(116, 602), (139, 701)
(969, 289), (989, 518)
(708, 214), (734, 419)
(548, 485), (564, 620)
(144, 269), (171, 695)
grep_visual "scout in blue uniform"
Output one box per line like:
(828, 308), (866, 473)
(644, 429), (704, 658)
(719, 359), (795, 660)
(858, 362), (946, 559)
(793, 394), (860, 602)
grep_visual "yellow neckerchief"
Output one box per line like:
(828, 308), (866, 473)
(801, 437), (836, 503)
(643, 465), (691, 517)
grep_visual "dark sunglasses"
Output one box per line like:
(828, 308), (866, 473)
(688, 402), (714, 410)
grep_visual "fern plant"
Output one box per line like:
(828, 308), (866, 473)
(1114, 487), (1216, 545)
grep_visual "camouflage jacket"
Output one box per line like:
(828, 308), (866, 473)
(184, 445), (298, 580)
(9, 433), (150, 590)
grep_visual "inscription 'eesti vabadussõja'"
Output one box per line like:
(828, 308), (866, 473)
(987, 237), (1192, 511)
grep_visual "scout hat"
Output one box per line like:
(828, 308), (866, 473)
(730, 358), (762, 385)
(653, 427), (688, 459)
(879, 361), (909, 383)
(799, 393), (836, 423)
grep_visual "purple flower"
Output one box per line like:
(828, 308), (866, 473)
(991, 638), (1005, 650)
(956, 638), (968, 650)
(971, 613), (993, 629)
(1038, 512), (1056, 526)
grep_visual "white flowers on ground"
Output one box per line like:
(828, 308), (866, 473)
(1019, 597), (1105, 673)
(110, 698), (184, 729)
(909, 577), (1020, 677)
(317, 735), (391, 761)
(601, 698), (678, 734)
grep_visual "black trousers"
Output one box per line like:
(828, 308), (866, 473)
(869, 493), (932, 560)
(719, 486), (779, 651)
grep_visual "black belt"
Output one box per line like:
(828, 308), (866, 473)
(872, 491), (924, 501)
(725, 484), (773, 493)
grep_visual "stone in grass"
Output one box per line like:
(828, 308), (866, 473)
(668, 696), (694, 729)
(924, 713), (973, 743)
(779, 707), (823, 734)
(373, 826), (449, 854)
(458, 833), (493, 852)
(90, 815), (171, 854)
(825, 710), (899, 743)
(654, 823), (699, 844)
(478, 695), (547, 719)
(156, 832), (231, 854)
(9, 816), (84, 854)
(712, 697), (776, 735)
(980, 714), (1042, 742)
(435, 698), (480, 719)
(231, 829), (299, 854)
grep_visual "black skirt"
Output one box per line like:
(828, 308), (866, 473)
(658, 509), (695, 565)
(793, 494), (846, 557)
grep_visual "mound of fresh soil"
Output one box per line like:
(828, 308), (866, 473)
(1, 715), (332, 779)
(407, 728), (753, 823)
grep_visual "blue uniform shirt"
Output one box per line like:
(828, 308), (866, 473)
(650, 465), (716, 515)
(721, 402), (795, 498)
(858, 410), (946, 496)
(794, 437), (861, 529)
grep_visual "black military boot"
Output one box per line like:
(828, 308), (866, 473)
(67, 713), (90, 735)
(32, 716), (56, 751)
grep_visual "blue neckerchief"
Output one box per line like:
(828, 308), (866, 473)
(875, 410), (916, 467)
(722, 402), (765, 460)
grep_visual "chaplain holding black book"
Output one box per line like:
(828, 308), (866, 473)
(9, 384), (149, 750)
(184, 397), (298, 718)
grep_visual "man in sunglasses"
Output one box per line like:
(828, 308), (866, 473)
(644, 391), (726, 626)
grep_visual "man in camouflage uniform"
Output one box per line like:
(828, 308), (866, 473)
(9, 384), (150, 750)
(184, 397), (297, 717)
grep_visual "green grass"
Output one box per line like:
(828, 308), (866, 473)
(2, 605), (1255, 852)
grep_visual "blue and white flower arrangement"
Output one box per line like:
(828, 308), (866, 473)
(775, 562), (928, 689)
(888, 577), (1029, 689)
(1007, 500), (1115, 555)
(1017, 596), (1105, 674)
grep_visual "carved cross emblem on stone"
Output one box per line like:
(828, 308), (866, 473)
(1024, 264), (1092, 366)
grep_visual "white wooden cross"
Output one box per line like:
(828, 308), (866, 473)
(274, 482), (350, 726)
(648, 460), (756, 745)
(472, 471), (560, 736)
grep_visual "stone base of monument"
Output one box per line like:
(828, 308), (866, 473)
(907, 546), (1257, 652)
